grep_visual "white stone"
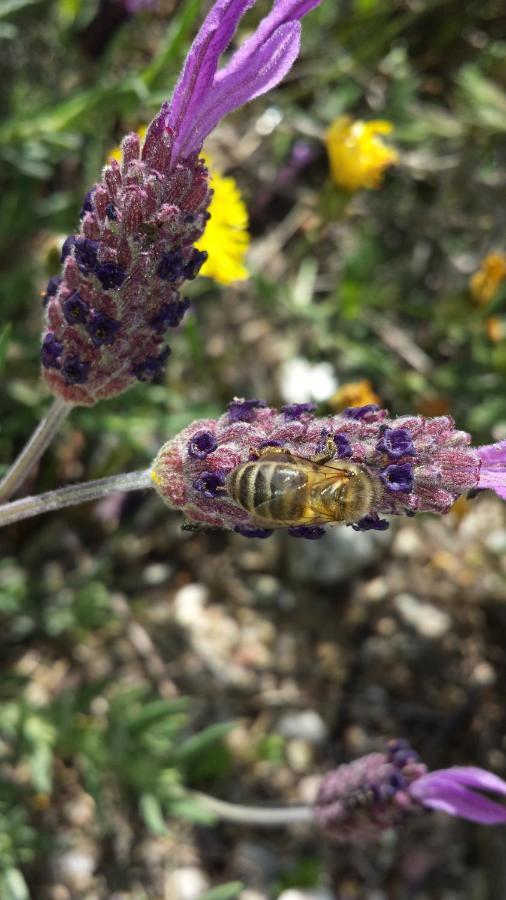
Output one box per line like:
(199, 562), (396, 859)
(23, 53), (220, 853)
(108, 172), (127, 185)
(164, 867), (209, 900)
(276, 710), (328, 745)
(173, 583), (208, 626)
(395, 593), (451, 638)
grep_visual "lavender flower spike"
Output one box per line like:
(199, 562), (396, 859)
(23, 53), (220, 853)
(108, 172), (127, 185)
(313, 741), (506, 844)
(151, 403), (494, 535)
(41, 0), (320, 406)
(477, 440), (506, 499)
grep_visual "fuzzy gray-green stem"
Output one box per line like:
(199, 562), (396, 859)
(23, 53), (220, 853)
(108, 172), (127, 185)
(191, 791), (313, 827)
(0, 397), (73, 502)
(0, 469), (153, 528)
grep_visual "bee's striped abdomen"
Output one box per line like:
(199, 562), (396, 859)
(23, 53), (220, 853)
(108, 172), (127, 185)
(227, 461), (308, 524)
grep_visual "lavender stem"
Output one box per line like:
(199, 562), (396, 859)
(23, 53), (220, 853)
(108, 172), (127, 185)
(0, 397), (73, 502)
(0, 469), (153, 528)
(191, 792), (313, 827)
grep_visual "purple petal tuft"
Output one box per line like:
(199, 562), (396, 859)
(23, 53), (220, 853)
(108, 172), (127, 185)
(168, 0), (321, 160)
(410, 767), (506, 825)
(477, 441), (506, 499)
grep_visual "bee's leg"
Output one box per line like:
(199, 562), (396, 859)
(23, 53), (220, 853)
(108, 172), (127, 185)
(249, 445), (292, 460)
(311, 437), (338, 464)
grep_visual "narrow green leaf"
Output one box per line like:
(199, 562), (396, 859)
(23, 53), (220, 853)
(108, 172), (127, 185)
(172, 722), (234, 762)
(0, 324), (12, 372)
(198, 882), (244, 900)
(140, 793), (169, 836)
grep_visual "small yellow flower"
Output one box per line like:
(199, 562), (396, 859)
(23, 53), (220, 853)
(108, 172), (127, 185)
(470, 253), (506, 305)
(486, 316), (505, 343)
(108, 132), (249, 286)
(329, 379), (380, 411)
(324, 116), (399, 191)
(195, 156), (250, 285)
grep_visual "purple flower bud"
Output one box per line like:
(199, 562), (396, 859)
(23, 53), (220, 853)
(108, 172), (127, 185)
(61, 236), (76, 263)
(343, 404), (381, 421)
(183, 248), (208, 280)
(80, 188), (95, 219)
(288, 525), (326, 539)
(281, 402), (317, 420)
(41, 333), (63, 369)
(73, 238), (99, 274)
(381, 462), (414, 493)
(377, 427), (415, 460)
(228, 398), (267, 423)
(351, 514), (390, 532)
(62, 355), (90, 385)
(105, 202), (117, 220)
(149, 298), (191, 333)
(193, 470), (227, 499)
(187, 430), (218, 460)
(234, 525), (274, 539)
(63, 292), (90, 325)
(131, 348), (171, 382)
(157, 251), (184, 282)
(41, 276), (61, 307)
(95, 263), (126, 290)
(334, 432), (353, 458)
(86, 312), (120, 347)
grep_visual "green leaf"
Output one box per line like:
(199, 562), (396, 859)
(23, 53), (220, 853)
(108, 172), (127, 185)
(140, 793), (169, 836)
(198, 883), (244, 900)
(172, 722), (233, 763)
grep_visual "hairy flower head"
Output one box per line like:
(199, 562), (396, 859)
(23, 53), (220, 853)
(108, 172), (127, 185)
(313, 740), (506, 843)
(149, 401), (505, 537)
(470, 252), (506, 305)
(325, 116), (399, 191)
(110, 138), (249, 285)
(40, 0), (320, 405)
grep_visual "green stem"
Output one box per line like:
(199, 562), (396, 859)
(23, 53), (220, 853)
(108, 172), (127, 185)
(0, 469), (153, 528)
(0, 397), (73, 502)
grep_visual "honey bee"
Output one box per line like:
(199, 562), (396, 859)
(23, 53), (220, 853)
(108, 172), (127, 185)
(226, 441), (382, 527)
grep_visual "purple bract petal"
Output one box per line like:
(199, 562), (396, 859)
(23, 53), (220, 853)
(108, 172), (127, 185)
(168, 0), (321, 160)
(410, 767), (506, 825)
(168, 0), (255, 158)
(477, 441), (506, 499)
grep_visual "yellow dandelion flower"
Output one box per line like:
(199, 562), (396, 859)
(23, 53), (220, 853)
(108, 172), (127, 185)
(108, 133), (249, 286)
(329, 379), (380, 411)
(470, 253), (506, 305)
(195, 155), (250, 285)
(324, 116), (399, 192)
